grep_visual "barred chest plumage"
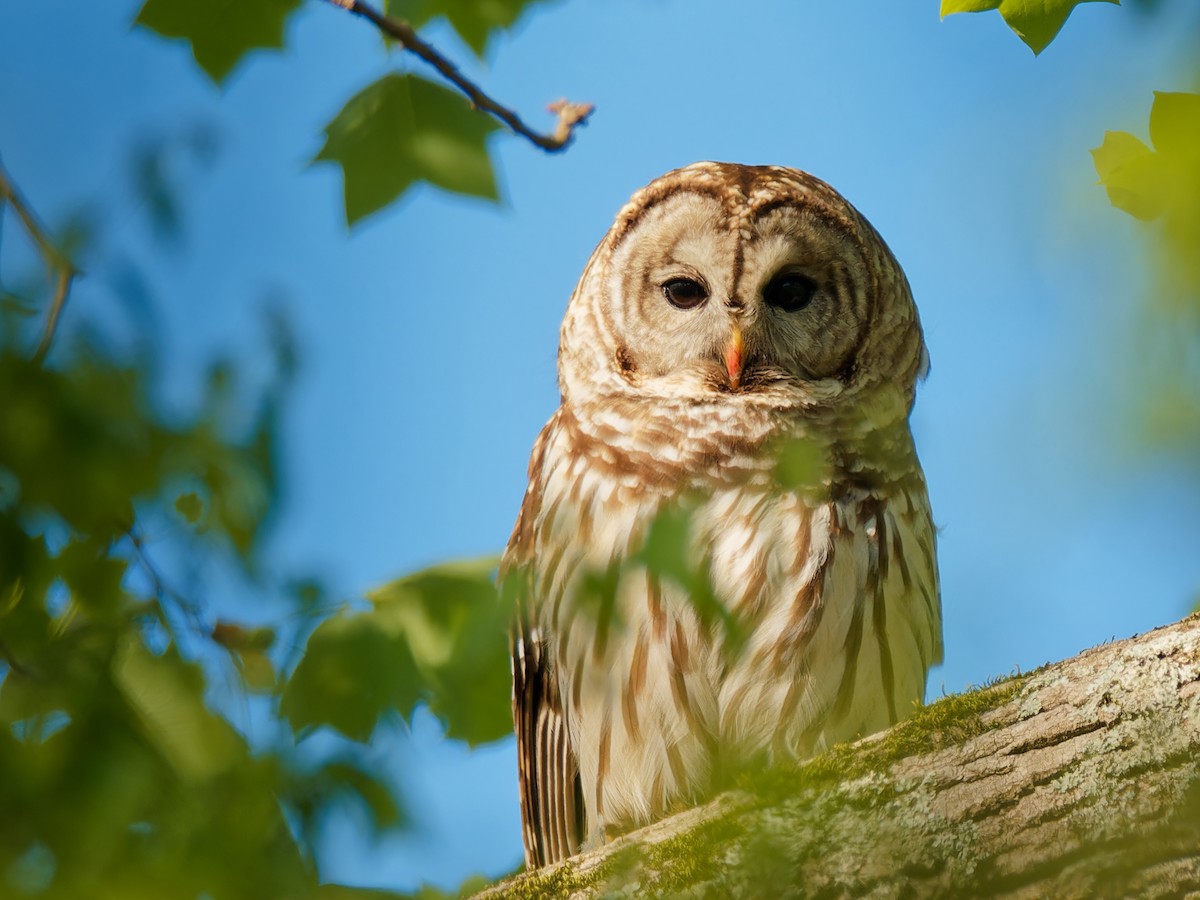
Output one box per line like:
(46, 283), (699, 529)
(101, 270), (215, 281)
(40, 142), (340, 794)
(520, 396), (940, 844)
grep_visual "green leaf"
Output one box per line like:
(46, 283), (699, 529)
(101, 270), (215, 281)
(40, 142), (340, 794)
(283, 557), (511, 746)
(771, 436), (829, 494)
(174, 490), (203, 524)
(236, 648), (278, 693)
(635, 504), (696, 592)
(385, 0), (555, 57)
(57, 538), (128, 617)
(1092, 93), (1200, 224)
(321, 762), (404, 830)
(634, 506), (745, 658)
(940, 0), (1000, 11)
(1148, 91), (1200, 160)
(315, 885), (411, 900)
(281, 610), (423, 741)
(135, 0), (301, 84)
(114, 639), (242, 780)
(940, 0), (1119, 54)
(1091, 130), (1164, 221)
(368, 557), (512, 746)
(314, 73), (500, 225)
(211, 621), (276, 652)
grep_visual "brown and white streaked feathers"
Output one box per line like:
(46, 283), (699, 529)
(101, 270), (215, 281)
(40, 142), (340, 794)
(503, 162), (942, 869)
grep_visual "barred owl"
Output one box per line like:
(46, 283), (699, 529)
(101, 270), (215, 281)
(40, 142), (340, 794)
(504, 162), (941, 868)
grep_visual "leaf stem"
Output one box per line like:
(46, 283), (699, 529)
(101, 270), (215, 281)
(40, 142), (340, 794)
(0, 159), (78, 364)
(322, 0), (593, 151)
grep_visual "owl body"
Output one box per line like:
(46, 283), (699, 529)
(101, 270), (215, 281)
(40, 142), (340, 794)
(506, 163), (941, 868)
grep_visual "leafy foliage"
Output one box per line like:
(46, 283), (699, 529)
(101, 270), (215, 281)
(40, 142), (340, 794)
(283, 557), (512, 746)
(1093, 91), (1200, 464)
(1093, 92), (1200, 232)
(385, 0), (555, 57)
(0, 341), (331, 898)
(135, 0), (302, 84)
(315, 73), (501, 225)
(0, 149), (402, 897)
(6, 0), (566, 892)
(940, 0), (1119, 54)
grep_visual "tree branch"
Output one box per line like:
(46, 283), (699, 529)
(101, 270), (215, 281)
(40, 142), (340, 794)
(322, 0), (594, 151)
(0, 159), (78, 364)
(479, 614), (1200, 898)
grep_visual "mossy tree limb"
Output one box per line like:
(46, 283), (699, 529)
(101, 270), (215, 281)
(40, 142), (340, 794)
(479, 613), (1200, 898)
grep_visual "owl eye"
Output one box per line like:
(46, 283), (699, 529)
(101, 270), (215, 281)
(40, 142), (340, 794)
(764, 273), (817, 312)
(662, 278), (709, 310)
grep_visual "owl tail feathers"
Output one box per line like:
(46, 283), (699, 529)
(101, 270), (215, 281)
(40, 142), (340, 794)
(513, 630), (585, 869)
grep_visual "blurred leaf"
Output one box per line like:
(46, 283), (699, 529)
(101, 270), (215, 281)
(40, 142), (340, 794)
(368, 556), (511, 746)
(314, 73), (500, 225)
(134, 0), (301, 84)
(236, 647), (278, 692)
(573, 561), (622, 659)
(174, 490), (203, 524)
(323, 761), (403, 830)
(130, 125), (222, 247)
(1095, 92), (1200, 477)
(1091, 130), (1163, 221)
(316, 885), (410, 899)
(132, 140), (184, 244)
(385, 0), (554, 57)
(636, 504), (696, 591)
(288, 576), (328, 612)
(940, 0), (1119, 54)
(57, 538), (127, 617)
(284, 558), (511, 745)
(771, 436), (828, 494)
(212, 621), (275, 652)
(1149, 90), (1200, 159)
(0, 349), (277, 554)
(634, 506), (744, 657)
(114, 638), (241, 781)
(281, 609), (424, 741)
(214, 622), (279, 692)
(1094, 92), (1200, 288)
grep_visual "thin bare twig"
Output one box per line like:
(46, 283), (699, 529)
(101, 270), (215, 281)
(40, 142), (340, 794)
(0, 160), (79, 364)
(323, 0), (594, 151)
(127, 526), (210, 640)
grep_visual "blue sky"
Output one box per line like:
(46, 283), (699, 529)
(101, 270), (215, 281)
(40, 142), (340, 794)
(2, 0), (1199, 892)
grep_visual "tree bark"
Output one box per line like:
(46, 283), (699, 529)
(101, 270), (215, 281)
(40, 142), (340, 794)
(478, 613), (1200, 899)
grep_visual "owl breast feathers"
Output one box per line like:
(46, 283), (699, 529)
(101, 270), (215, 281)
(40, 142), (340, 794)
(503, 162), (942, 869)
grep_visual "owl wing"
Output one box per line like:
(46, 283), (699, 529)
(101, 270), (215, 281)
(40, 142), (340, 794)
(503, 416), (584, 869)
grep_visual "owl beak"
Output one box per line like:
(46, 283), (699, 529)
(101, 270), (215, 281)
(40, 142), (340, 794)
(724, 326), (744, 390)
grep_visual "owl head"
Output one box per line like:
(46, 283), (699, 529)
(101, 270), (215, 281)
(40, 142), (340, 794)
(557, 162), (928, 420)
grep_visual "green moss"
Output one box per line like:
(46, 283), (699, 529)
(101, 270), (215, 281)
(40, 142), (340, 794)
(640, 816), (746, 892)
(484, 677), (1029, 898)
(744, 674), (1028, 799)
(878, 675), (1027, 759)
(480, 860), (602, 900)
